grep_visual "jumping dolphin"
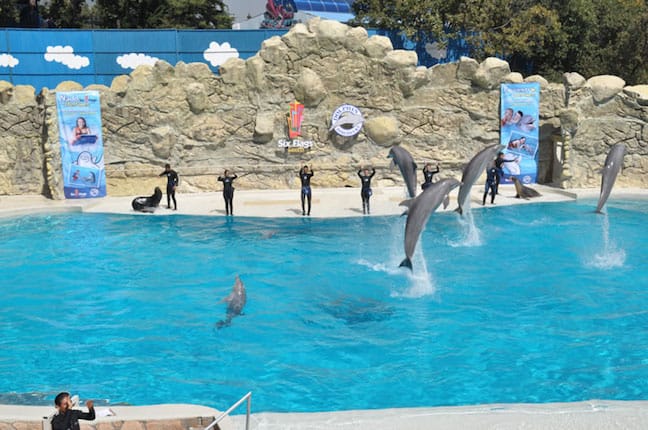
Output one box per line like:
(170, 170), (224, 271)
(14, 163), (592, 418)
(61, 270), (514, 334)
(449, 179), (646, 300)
(455, 144), (502, 215)
(388, 146), (418, 198)
(216, 275), (247, 329)
(511, 177), (542, 199)
(596, 143), (626, 214)
(399, 178), (461, 271)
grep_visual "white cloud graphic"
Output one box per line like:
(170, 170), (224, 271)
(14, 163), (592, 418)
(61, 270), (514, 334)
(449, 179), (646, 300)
(116, 53), (160, 69)
(44, 45), (90, 70)
(0, 53), (19, 68)
(203, 42), (239, 67)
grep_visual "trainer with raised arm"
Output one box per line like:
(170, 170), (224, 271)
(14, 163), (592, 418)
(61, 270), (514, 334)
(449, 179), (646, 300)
(51, 392), (95, 430)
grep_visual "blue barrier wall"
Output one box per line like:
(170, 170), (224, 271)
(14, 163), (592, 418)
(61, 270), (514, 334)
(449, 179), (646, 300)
(0, 28), (470, 90)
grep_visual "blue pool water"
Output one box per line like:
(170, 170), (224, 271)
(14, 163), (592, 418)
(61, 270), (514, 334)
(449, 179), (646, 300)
(0, 200), (647, 412)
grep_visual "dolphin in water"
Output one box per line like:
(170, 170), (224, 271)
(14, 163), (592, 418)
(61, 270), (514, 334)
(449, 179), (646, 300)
(216, 275), (247, 329)
(399, 178), (461, 271)
(596, 143), (626, 214)
(455, 144), (502, 215)
(388, 146), (418, 198)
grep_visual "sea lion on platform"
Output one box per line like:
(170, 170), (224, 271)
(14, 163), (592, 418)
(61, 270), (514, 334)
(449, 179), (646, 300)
(131, 187), (163, 213)
(511, 177), (541, 199)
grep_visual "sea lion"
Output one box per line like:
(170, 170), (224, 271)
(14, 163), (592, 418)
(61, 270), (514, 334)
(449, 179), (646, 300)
(131, 187), (163, 213)
(511, 177), (541, 199)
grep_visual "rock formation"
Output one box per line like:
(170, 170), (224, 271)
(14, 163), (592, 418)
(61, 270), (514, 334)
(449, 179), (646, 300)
(0, 18), (646, 198)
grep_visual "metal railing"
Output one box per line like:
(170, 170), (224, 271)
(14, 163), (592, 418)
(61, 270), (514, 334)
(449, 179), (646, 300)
(203, 392), (252, 430)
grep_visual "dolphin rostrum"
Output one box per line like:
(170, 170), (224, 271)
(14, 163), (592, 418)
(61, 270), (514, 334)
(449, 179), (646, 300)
(216, 275), (247, 329)
(388, 146), (418, 198)
(596, 143), (626, 214)
(399, 178), (462, 271)
(455, 144), (502, 215)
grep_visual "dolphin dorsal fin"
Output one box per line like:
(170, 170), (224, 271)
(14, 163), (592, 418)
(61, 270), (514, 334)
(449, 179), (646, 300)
(399, 198), (414, 209)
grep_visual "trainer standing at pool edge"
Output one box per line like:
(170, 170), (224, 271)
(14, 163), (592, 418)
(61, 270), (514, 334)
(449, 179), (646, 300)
(358, 165), (376, 215)
(159, 163), (179, 210)
(218, 169), (238, 216)
(51, 392), (95, 430)
(299, 165), (314, 216)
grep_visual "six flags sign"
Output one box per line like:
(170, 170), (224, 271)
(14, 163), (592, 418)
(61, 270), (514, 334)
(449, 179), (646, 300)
(278, 102), (364, 152)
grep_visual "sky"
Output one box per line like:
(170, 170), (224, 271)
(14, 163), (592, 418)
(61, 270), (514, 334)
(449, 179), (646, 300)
(224, 0), (267, 22)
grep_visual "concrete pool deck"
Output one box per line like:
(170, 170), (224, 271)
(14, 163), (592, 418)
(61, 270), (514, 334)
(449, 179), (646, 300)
(4, 184), (647, 219)
(1, 185), (647, 429)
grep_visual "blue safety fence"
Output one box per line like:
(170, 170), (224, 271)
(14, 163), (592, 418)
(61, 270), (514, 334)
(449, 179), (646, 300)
(0, 28), (471, 90)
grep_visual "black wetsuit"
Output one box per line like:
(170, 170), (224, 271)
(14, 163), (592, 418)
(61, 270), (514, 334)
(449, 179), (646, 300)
(51, 408), (96, 430)
(159, 169), (179, 210)
(218, 174), (238, 215)
(421, 166), (440, 190)
(483, 166), (498, 205)
(299, 169), (314, 215)
(358, 168), (376, 214)
(494, 156), (516, 193)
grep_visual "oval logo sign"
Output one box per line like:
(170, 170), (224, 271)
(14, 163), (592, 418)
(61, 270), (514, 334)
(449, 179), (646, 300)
(330, 104), (364, 137)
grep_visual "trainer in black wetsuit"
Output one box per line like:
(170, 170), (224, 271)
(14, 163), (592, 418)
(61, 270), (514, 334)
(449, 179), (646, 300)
(299, 165), (314, 216)
(483, 166), (498, 205)
(218, 170), (238, 216)
(159, 163), (179, 210)
(494, 152), (517, 193)
(51, 392), (95, 430)
(357, 167), (376, 215)
(421, 163), (440, 191)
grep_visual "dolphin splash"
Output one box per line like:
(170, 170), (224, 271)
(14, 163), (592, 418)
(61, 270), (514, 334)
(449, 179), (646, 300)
(455, 144), (501, 215)
(596, 143), (626, 214)
(399, 178), (461, 271)
(388, 146), (418, 198)
(216, 275), (247, 329)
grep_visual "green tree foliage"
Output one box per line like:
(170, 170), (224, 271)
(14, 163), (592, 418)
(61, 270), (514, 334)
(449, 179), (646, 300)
(0, 0), (19, 27)
(46, 0), (86, 28)
(150, 0), (232, 29)
(352, 0), (449, 41)
(352, 0), (648, 84)
(94, 0), (231, 29)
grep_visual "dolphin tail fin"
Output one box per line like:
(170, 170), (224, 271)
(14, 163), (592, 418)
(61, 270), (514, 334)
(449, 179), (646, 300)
(216, 316), (232, 329)
(454, 206), (463, 215)
(399, 257), (413, 271)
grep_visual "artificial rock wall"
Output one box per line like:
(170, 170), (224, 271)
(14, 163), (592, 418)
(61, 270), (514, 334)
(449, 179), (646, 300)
(1, 18), (647, 198)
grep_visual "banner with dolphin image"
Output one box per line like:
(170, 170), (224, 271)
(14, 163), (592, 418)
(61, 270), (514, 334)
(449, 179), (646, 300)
(500, 82), (540, 184)
(55, 91), (106, 198)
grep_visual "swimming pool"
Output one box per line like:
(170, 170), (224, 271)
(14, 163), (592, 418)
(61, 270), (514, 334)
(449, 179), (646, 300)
(0, 200), (646, 412)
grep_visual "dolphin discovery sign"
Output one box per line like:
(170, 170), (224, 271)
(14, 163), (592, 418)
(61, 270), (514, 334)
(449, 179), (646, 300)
(329, 104), (364, 137)
(278, 100), (314, 153)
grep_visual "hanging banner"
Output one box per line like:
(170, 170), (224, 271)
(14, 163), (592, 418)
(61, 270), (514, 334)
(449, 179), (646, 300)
(55, 91), (106, 198)
(499, 83), (540, 184)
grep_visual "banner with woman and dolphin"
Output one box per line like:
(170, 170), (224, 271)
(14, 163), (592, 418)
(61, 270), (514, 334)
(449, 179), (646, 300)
(55, 91), (107, 199)
(500, 82), (541, 184)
